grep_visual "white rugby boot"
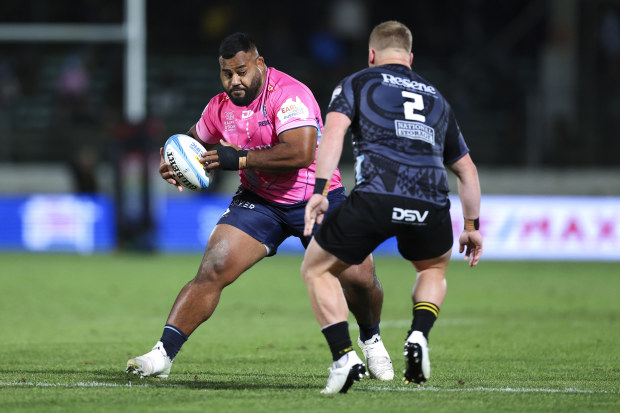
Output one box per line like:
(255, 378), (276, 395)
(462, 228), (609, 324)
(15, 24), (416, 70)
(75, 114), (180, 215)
(403, 330), (430, 384)
(126, 341), (172, 378)
(357, 334), (394, 380)
(321, 351), (367, 394)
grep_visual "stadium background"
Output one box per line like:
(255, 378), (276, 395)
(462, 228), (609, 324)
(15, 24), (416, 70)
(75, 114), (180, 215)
(0, 0), (618, 259)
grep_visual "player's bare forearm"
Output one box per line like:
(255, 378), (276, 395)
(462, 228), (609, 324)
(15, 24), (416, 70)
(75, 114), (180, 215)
(449, 153), (483, 266)
(246, 138), (315, 172)
(202, 126), (316, 173)
(449, 153), (480, 219)
(315, 112), (351, 180)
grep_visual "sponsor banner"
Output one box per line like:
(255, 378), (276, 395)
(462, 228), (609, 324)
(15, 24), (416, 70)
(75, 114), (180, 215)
(156, 194), (620, 261)
(156, 195), (229, 252)
(0, 195), (115, 253)
(444, 195), (620, 261)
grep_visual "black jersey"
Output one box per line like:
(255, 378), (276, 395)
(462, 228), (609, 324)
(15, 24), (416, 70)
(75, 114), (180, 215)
(327, 64), (469, 207)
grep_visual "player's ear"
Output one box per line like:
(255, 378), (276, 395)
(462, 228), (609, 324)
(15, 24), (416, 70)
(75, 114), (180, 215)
(409, 52), (414, 65)
(368, 49), (375, 66)
(256, 56), (266, 73)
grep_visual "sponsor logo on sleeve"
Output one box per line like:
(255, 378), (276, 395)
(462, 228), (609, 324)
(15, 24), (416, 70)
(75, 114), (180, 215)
(329, 85), (342, 105)
(277, 97), (309, 123)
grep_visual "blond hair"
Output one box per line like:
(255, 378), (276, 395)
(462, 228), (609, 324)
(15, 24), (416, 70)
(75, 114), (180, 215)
(369, 21), (412, 53)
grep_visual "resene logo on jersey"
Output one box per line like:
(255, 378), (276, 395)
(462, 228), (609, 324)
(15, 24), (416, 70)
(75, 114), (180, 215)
(381, 73), (436, 95)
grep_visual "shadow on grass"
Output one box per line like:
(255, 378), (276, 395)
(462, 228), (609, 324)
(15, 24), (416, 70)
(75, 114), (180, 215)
(0, 368), (321, 390)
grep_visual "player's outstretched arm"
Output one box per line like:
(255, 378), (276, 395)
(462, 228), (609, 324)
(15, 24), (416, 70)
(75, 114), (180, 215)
(303, 111), (351, 236)
(448, 153), (483, 266)
(314, 112), (351, 181)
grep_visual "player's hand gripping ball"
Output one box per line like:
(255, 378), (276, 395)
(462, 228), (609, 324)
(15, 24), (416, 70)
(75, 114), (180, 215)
(163, 134), (213, 191)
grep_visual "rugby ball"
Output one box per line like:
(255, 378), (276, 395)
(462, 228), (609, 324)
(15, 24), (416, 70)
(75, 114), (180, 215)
(163, 134), (213, 191)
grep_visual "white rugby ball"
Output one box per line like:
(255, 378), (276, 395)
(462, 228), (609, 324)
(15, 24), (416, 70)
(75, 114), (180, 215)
(163, 134), (213, 191)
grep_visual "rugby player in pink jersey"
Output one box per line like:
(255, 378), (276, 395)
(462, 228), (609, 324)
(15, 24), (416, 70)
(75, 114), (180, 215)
(126, 32), (393, 381)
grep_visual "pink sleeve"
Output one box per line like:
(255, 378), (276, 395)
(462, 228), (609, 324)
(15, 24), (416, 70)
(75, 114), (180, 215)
(272, 85), (320, 135)
(195, 101), (221, 145)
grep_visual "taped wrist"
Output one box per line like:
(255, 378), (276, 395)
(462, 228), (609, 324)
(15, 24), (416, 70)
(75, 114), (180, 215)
(313, 178), (330, 196)
(217, 146), (248, 170)
(464, 218), (480, 231)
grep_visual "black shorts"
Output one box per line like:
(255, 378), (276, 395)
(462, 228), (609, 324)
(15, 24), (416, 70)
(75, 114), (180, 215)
(314, 190), (453, 264)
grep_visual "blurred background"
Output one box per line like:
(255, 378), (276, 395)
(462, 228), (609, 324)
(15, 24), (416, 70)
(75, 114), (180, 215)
(0, 0), (618, 258)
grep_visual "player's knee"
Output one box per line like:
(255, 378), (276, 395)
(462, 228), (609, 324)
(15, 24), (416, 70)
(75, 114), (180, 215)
(300, 257), (324, 285)
(193, 260), (229, 286)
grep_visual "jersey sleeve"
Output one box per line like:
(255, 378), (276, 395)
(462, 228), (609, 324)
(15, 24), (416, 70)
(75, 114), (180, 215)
(443, 108), (469, 164)
(195, 100), (222, 145)
(326, 76), (355, 120)
(272, 83), (320, 135)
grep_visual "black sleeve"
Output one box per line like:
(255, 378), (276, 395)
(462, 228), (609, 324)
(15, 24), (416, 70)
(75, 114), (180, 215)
(326, 76), (355, 120)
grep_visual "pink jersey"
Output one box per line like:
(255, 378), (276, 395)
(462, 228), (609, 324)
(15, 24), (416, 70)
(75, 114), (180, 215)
(195, 67), (342, 204)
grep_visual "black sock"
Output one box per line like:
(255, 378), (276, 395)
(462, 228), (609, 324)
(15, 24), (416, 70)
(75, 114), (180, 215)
(322, 321), (353, 361)
(160, 324), (188, 360)
(410, 302), (439, 340)
(358, 320), (380, 342)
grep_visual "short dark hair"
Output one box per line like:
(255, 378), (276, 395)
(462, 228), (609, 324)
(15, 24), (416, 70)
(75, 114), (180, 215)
(218, 32), (259, 59)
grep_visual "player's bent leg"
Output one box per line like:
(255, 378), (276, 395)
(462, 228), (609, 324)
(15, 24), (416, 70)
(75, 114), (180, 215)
(127, 224), (267, 378)
(339, 255), (382, 328)
(302, 240), (368, 393)
(166, 224), (268, 335)
(339, 255), (394, 380)
(403, 250), (451, 385)
(301, 238), (351, 327)
(411, 251), (451, 307)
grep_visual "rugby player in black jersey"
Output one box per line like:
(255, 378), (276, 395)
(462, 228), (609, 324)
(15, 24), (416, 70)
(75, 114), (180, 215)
(301, 21), (483, 394)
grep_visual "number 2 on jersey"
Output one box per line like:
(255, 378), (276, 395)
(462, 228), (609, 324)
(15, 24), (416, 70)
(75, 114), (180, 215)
(402, 91), (425, 122)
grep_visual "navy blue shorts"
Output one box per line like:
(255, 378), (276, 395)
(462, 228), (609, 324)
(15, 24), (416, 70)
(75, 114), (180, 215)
(217, 186), (347, 256)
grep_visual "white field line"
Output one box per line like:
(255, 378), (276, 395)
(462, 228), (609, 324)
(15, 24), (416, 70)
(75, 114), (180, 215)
(0, 381), (614, 394)
(0, 381), (184, 388)
(366, 386), (613, 394)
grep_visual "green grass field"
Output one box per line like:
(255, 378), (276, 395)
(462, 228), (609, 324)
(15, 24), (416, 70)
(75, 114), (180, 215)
(0, 253), (618, 412)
